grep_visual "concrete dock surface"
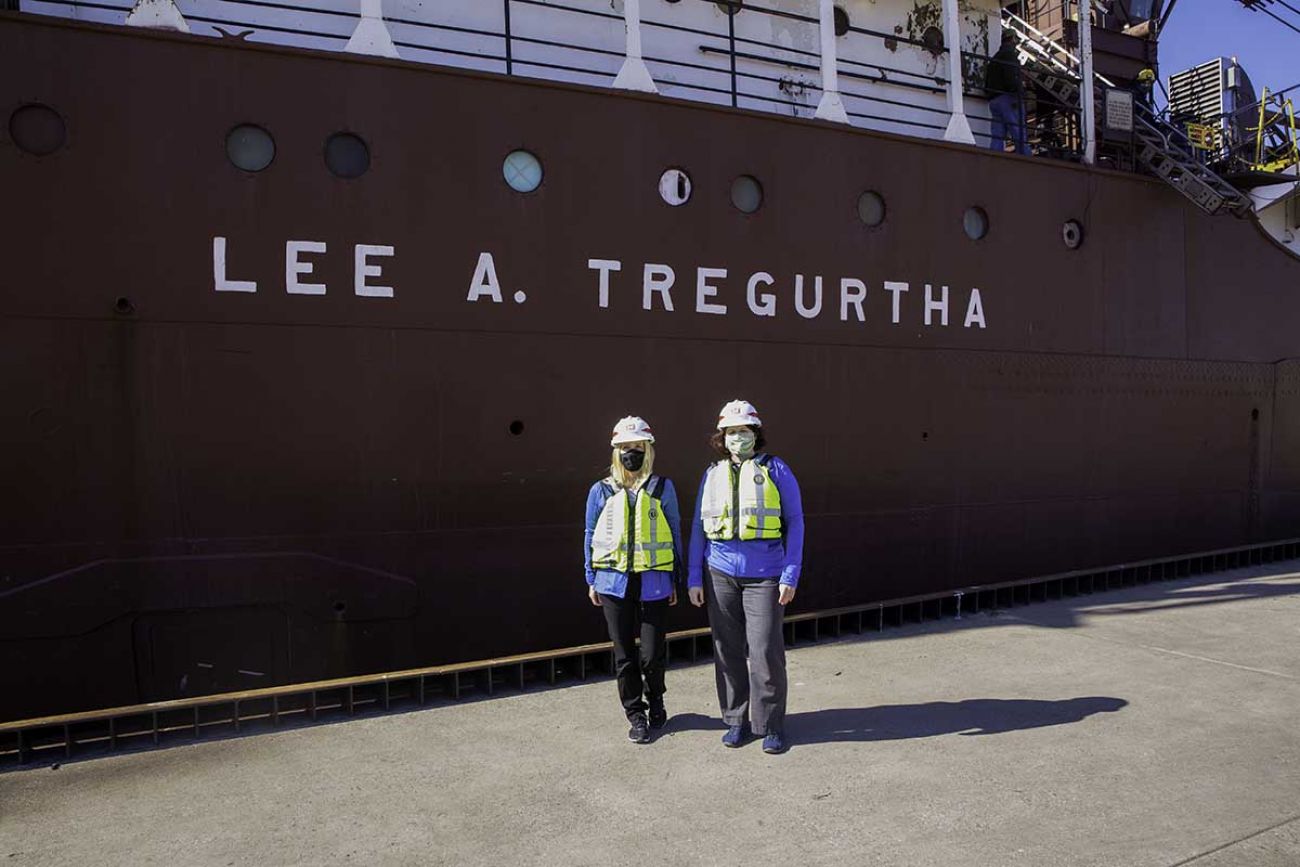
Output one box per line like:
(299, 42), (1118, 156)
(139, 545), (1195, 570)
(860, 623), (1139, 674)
(2, 562), (1299, 867)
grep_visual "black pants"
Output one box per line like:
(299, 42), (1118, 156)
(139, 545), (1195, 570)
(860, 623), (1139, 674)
(599, 573), (669, 720)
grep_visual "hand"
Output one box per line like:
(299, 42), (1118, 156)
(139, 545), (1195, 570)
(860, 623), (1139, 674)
(688, 587), (705, 607)
(669, 588), (678, 607)
(588, 586), (601, 607)
(778, 584), (796, 606)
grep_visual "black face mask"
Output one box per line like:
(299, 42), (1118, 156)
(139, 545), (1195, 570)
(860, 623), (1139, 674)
(619, 450), (646, 472)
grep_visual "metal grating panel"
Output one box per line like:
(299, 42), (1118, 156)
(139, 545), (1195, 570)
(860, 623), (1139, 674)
(1169, 58), (1225, 123)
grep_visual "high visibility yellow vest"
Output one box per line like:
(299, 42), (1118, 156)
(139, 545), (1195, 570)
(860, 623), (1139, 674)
(701, 457), (783, 541)
(590, 476), (675, 573)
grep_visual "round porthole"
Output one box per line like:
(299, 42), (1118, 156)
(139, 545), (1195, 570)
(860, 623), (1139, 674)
(731, 175), (763, 214)
(503, 149), (543, 193)
(858, 190), (886, 227)
(9, 104), (67, 156)
(225, 124), (275, 172)
(1062, 219), (1084, 249)
(659, 168), (692, 206)
(833, 6), (850, 36)
(325, 132), (370, 179)
(963, 206), (989, 240)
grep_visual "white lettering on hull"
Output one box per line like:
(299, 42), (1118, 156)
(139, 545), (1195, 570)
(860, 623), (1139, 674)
(286, 241), (327, 296)
(696, 267), (728, 316)
(213, 236), (257, 293)
(588, 258), (622, 309)
(212, 237), (400, 298)
(747, 272), (776, 317)
(642, 264), (675, 312)
(467, 252), (502, 303)
(355, 245), (395, 298)
(965, 288), (986, 329)
(211, 240), (990, 329)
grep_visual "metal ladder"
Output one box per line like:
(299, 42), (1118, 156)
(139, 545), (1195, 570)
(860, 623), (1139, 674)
(1001, 10), (1254, 217)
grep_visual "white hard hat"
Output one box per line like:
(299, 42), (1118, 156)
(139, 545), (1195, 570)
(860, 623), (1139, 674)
(716, 399), (762, 430)
(610, 415), (655, 446)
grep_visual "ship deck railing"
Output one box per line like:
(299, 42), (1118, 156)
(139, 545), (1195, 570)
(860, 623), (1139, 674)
(3, 535), (1296, 769)
(17, 0), (1090, 156)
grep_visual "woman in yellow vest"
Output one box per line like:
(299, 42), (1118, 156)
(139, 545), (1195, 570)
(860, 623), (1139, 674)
(687, 399), (804, 754)
(585, 415), (683, 744)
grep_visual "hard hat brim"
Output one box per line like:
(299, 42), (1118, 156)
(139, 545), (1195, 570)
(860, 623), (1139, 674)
(611, 433), (655, 446)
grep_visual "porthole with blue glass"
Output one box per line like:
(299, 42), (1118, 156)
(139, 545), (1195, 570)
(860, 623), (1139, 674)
(963, 206), (989, 240)
(731, 175), (763, 214)
(503, 149), (543, 193)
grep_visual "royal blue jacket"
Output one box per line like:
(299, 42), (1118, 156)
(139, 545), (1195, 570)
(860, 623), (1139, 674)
(687, 455), (804, 589)
(584, 477), (683, 601)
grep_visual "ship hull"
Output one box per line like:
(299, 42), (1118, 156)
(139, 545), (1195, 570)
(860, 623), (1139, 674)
(3, 14), (1299, 719)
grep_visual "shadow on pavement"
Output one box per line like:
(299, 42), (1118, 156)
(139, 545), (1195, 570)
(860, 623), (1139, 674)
(666, 697), (1127, 743)
(791, 696), (1127, 742)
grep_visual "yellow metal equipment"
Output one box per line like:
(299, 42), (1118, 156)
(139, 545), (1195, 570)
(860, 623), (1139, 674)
(1251, 88), (1299, 174)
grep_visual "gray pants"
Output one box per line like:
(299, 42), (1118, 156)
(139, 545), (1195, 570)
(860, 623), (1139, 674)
(707, 568), (788, 736)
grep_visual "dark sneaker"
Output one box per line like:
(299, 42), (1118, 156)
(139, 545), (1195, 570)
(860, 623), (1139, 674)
(649, 705), (668, 730)
(628, 714), (651, 744)
(721, 722), (751, 748)
(762, 730), (787, 754)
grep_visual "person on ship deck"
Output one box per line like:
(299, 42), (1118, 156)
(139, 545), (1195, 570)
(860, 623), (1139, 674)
(687, 400), (805, 755)
(584, 415), (683, 744)
(986, 30), (1030, 155)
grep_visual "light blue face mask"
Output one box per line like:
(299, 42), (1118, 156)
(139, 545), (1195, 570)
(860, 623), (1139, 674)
(725, 430), (756, 458)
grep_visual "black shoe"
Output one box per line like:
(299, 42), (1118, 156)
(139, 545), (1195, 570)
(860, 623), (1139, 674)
(628, 714), (651, 744)
(649, 705), (668, 730)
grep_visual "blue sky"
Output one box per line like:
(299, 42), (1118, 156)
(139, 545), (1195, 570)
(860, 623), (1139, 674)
(1159, 0), (1299, 99)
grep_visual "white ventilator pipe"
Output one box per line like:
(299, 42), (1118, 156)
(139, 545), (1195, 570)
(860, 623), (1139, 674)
(1079, 0), (1097, 164)
(613, 0), (658, 93)
(124, 0), (190, 33)
(346, 0), (400, 59)
(814, 0), (849, 123)
(941, 0), (975, 143)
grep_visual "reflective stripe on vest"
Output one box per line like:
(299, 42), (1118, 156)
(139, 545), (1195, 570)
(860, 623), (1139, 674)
(701, 457), (782, 541)
(590, 477), (675, 573)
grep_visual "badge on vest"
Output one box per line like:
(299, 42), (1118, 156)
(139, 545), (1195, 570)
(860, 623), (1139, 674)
(649, 508), (657, 518)
(754, 474), (764, 484)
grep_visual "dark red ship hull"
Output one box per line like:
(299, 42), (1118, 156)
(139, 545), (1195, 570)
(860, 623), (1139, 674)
(3, 13), (1299, 719)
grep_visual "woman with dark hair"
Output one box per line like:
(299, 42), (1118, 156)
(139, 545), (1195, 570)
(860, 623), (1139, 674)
(687, 400), (804, 754)
(585, 415), (682, 744)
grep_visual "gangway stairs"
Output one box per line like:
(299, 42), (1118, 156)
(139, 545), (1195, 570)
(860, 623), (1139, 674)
(1001, 10), (1254, 217)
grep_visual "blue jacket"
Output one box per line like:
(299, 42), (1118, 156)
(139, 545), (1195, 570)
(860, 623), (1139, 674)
(584, 477), (683, 601)
(687, 455), (804, 589)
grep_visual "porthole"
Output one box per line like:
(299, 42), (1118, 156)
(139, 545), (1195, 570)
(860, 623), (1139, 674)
(659, 168), (692, 206)
(503, 149), (543, 193)
(324, 132), (370, 179)
(731, 175), (763, 214)
(715, 0), (743, 14)
(858, 190), (886, 227)
(9, 104), (67, 156)
(833, 6), (850, 36)
(225, 124), (275, 173)
(963, 206), (989, 240)
(1062, 219), (1084, 249)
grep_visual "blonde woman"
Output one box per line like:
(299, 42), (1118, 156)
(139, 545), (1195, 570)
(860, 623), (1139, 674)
(585, 415), (683, 744)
